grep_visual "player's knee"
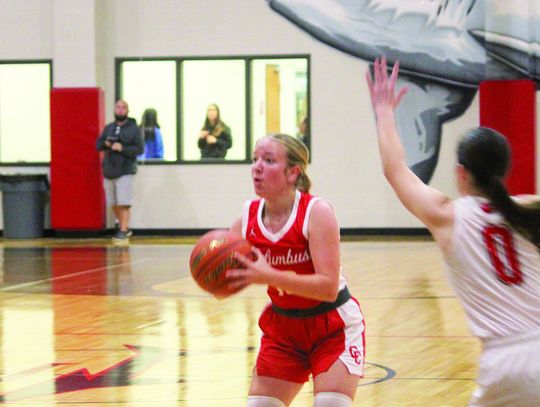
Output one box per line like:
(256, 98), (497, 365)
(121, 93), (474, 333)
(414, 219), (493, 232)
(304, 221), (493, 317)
(313, 391), (352, 407)
(246, 395), (286, 407)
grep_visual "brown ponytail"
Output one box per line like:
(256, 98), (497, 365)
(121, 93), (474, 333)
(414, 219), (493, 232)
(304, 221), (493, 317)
(458, 127), (540, 249)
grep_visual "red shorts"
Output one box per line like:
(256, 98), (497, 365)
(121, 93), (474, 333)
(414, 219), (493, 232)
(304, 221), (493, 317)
(256, 297), (365, 383)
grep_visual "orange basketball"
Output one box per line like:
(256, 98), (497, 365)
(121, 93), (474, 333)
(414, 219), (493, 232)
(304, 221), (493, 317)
(189, 229), (253, 299)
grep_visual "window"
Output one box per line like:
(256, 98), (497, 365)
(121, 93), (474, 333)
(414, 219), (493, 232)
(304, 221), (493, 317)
(119, 60), (177, 161)
(250, 57), (309, 150)
(0, 62), (52, 164)
(116, 55), (309, 164)
(181, 59), (246, 161)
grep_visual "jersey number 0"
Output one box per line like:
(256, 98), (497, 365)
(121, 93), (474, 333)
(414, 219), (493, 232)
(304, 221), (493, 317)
(482, 225), (523, 285)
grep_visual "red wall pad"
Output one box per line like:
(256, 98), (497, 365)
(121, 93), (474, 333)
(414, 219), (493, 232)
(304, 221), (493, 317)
(479, 80), (536, 195)
(50, 88), (105, 229)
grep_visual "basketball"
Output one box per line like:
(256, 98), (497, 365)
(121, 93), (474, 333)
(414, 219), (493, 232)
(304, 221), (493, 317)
(189, 229), (253, 299)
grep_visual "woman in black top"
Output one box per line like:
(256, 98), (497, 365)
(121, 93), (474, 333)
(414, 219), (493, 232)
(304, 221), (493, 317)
(198, 103), (232, 159)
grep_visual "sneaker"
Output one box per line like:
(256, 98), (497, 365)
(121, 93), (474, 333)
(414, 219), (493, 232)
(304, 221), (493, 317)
(112, 230), (130, 242)
(125, 229), (133, 238)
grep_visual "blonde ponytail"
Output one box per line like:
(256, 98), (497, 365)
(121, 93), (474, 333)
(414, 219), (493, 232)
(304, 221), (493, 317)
(266, 133), (311, 193)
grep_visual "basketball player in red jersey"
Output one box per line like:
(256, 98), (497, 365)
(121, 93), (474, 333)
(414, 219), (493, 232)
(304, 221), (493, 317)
(367, 57), (540, 406)
(227, 134), (365, 407)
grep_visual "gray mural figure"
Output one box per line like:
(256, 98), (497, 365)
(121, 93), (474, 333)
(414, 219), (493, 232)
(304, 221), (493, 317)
(267, 0), (540, 183)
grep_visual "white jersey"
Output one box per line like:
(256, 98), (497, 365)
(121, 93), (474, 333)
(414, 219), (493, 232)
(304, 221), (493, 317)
(444, 196), (540, 341)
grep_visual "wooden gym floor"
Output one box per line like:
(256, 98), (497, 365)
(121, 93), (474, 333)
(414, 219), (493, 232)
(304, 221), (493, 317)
(0, 236), (478, 406)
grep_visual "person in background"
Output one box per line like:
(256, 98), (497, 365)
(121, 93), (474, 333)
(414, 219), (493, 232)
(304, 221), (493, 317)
(96, 99), (144, 242)
(297, 116), (309, 146)
(366, 57), (540, 406)
(227, 134), (365, 407)
(138, 108), (164, 160)
(198, 103), (232, 159)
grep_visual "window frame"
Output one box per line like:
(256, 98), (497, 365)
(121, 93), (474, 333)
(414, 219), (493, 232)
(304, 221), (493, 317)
(115, 54), (310, 165)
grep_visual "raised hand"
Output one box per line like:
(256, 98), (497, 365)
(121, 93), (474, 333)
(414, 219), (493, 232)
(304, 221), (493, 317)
(365, 57), (408, 112)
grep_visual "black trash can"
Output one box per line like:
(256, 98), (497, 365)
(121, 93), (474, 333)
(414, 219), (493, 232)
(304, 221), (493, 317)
(0, 174), (49, 239)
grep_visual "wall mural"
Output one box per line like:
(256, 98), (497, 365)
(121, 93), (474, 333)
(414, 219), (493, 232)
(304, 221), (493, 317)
(267, 0), (540, 183)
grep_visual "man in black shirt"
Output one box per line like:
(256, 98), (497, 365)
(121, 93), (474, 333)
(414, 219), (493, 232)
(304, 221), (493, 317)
(96, 99), (143, 241)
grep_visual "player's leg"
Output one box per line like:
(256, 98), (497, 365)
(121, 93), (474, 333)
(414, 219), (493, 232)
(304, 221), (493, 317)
(246, 396), (285, 407)
(247, 369), (303, 406)
(312, 298), (365, 405)
(313, 359), (359, 403)
(248, 306), (309, 406)
(469, 333), (540, 406)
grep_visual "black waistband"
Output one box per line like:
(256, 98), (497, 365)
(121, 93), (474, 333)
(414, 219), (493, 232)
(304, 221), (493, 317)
(271, 287), (351, 318)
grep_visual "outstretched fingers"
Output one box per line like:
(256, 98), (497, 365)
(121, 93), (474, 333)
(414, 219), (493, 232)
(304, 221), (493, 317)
(380, 56), (389, 83)
(394, 86), (409, 107)
(388, 59), (399, 90)
(365, 69), (375, 102)
(366, 57), (407, 108)
(365, 68), (373, 89)
(388, 59), (409, 106)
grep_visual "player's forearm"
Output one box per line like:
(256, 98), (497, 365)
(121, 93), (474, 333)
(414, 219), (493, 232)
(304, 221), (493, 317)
(266, 270), (340, 302)
(375, 106), (408, 182)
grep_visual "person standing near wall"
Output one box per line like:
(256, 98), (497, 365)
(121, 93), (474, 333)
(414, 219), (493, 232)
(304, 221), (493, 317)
(366, 57), (540, 406)
(96, 99), (144, 242)
(138, 108), (164, 160)
(297, 116), (309, 147)
(198, 103), (232, 159)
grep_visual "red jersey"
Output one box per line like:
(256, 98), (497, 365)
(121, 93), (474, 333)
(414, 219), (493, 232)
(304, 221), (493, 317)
(242, 190), (337, 309)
